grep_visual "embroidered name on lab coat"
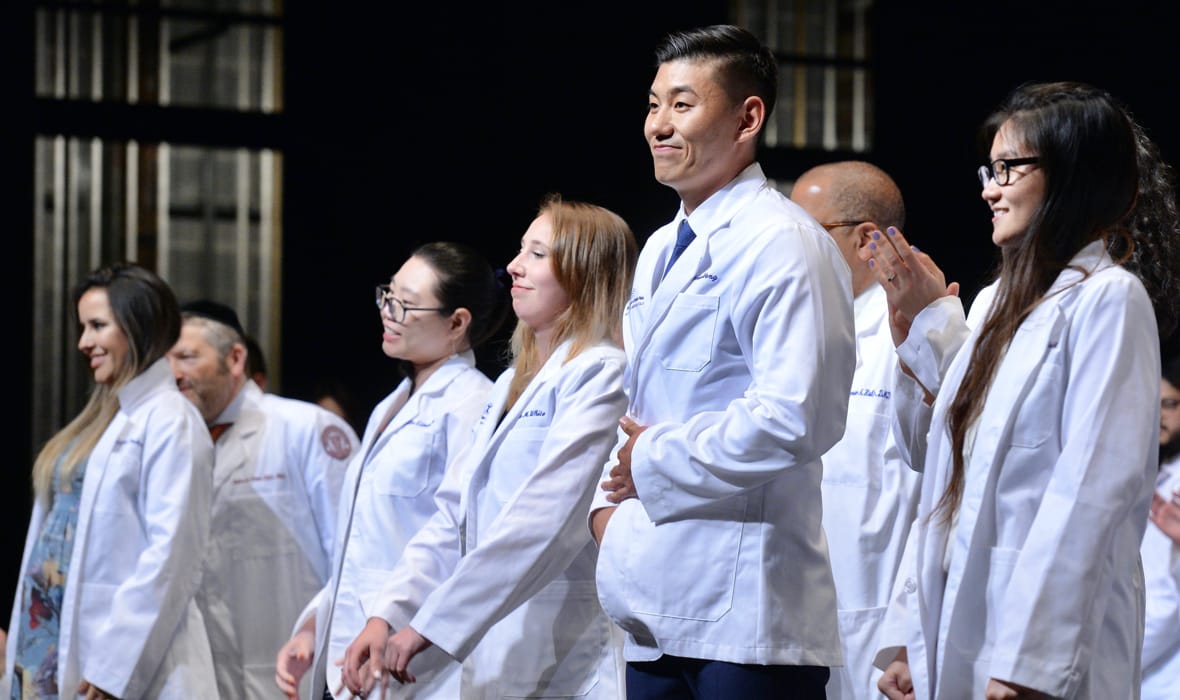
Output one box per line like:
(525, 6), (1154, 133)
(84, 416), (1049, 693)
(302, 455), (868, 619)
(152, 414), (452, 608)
(693, 273), (719, 282)
(232, 472), (287, 485)
(520, 409), (547, 418)
(626, 295), (646, 313)
(850, 387), (891, 399)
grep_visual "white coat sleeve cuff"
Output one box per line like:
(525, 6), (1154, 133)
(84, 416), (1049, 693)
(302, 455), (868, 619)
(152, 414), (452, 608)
(896, 295), (967, 396)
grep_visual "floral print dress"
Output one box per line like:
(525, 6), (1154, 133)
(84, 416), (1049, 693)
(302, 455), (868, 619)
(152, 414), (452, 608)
(12, 451), (87, 700)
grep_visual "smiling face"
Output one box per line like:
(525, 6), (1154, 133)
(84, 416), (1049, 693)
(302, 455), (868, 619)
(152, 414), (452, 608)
(505, 212), (571, 346)
(379, 255), (461, 377)
(646, 58), (750, 212)
(981, 121), (1046, 248)
(77, 288), (130, 385)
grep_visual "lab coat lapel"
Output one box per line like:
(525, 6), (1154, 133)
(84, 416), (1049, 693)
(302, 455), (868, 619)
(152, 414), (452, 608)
(461, 341), (572, 549)
(61, 410), (127, 690)
(75, 412), (127, 550)
(364, 381), (414, 462)
(372, 354), (474, 455)
(629, 225), (710, 373)
(482, 342), (569, 467)
(213, 407), (260, 492)
(960, 245), (1105, 493)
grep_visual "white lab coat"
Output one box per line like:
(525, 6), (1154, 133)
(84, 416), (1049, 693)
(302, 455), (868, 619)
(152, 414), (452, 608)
(297, 352), (490, 700)
(876, 241), (1159, 698)
(822, 284), (921, 700)
(366, 340), (628, 699)
(4, 358), (218, 699)
(592, 162), (855, 665)
(1142, 455), (1180, 700)
(197, 380), (357, 700)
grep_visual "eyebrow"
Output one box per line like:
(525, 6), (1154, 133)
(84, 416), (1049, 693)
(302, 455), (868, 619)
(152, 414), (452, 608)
(649, 85), (698, 99)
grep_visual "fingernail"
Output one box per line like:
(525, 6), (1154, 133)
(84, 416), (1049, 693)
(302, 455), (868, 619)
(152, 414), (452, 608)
(872, 231), (881, 240)
(868, 259), (876, 268)
(911, 245), (920, 253)
(887, 226), (897, 235)
(869, 242), (878, 251)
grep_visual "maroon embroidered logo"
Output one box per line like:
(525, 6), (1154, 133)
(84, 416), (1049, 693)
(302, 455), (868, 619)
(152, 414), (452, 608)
(321, 425), (353, 459)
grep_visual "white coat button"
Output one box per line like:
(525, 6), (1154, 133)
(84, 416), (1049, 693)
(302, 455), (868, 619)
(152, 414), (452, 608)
(903, 578), (917, 594)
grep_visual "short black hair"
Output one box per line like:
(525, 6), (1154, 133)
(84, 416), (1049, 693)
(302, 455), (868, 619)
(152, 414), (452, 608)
(654, 24), (778, 117)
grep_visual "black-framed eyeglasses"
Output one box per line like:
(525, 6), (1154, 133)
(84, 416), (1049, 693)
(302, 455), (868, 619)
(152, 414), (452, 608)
(819, 220), (867, 231)
(978, 157), (1040, 187)
(375, 284), (448, 323)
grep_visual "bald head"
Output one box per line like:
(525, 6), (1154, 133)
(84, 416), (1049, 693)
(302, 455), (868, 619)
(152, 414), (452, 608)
(790, 160), (905, 296)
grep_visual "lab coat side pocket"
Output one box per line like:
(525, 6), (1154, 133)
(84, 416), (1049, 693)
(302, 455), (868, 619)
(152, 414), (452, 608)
(659, 294), (718, 372)
(624, 504), (742, 621)
(952, 545), (1020, 663)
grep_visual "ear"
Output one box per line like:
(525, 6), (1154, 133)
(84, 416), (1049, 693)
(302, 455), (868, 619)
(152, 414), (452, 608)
(851, 222), (878, 254)
(735, 96), (766, 145)
(449, 307), (473, 345)
(226, 342), (248, 377)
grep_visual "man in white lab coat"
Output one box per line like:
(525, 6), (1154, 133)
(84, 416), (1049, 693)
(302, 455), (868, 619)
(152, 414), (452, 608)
(1143, 356), (1180, 699)
(590, 24), (856, 700)
(169, 300), (357, 699)
(790, 161), (923, 700)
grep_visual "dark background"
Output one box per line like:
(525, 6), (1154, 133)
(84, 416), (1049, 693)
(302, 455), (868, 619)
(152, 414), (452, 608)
(3, 0), (1178, 613)
(280, 0), (1180, 420)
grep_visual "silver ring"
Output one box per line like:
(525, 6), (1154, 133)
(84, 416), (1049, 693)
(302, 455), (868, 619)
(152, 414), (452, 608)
(887, 274), (897, 283)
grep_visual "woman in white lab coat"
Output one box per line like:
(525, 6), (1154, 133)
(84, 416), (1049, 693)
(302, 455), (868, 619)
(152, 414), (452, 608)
(5, 263), (216, 699)
(868, 82), (1175, 699)
(274, 241), (509, 700)
(340, 194), (637, 699)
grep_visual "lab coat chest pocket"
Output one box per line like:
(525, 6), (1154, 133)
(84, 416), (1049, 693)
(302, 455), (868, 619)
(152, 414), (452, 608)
(376, 423), (439, 497)
(659, 294), (718, 372)
(490, 426), (548, 505)
(1005, 327), (1066, 449)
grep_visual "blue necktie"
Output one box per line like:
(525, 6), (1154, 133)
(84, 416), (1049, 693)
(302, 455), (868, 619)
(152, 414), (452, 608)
(662, 219), (696, 282)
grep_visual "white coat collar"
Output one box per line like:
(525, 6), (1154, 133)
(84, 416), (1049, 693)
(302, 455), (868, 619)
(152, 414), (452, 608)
(674, 161), (767, 250)
(1045, 239), (1114, 296)
(211, 378), (254, 426)
(210, 382), (267, 485)
(362, 351), (478, 461)
(116, 357), (174, 410)
(495, 339), (573, 432)
(389, 350), (477, 430)
(636, 162), (768, 356)
(853, 283), (886, 340)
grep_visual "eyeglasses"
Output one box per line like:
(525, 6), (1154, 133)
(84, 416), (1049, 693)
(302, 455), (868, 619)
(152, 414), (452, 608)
(978, 157), (1040, 187)
(819, 220), (867, 231)
(375, 284), (448, 323)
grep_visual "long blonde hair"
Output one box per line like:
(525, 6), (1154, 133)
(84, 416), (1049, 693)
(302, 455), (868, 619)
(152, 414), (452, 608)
(32, 263), (181, 503)
(505, 194), (638, 409)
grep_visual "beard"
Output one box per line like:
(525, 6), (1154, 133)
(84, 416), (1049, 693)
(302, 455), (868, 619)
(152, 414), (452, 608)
(1162, 435), (1180, 466)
